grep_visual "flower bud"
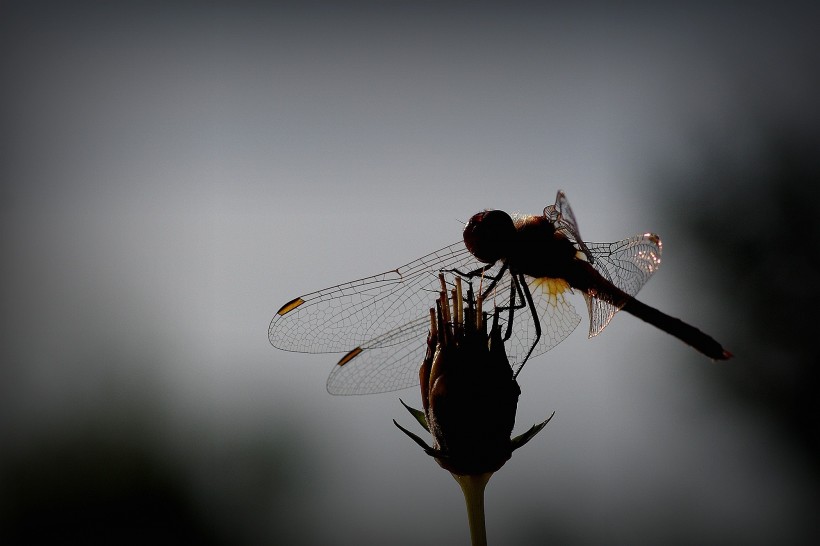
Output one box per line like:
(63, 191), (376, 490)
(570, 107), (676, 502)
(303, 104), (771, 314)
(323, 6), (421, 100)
(395, 275), (551, 476)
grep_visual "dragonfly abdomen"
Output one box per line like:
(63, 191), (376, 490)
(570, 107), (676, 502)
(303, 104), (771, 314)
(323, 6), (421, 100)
(621, 298), (732, 360)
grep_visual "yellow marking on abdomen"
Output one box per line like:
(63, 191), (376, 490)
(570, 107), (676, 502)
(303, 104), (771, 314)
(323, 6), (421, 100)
(533, 277), (571, 298)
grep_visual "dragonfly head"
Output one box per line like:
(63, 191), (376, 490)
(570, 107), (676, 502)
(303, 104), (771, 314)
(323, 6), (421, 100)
(463, 209), (516, 264)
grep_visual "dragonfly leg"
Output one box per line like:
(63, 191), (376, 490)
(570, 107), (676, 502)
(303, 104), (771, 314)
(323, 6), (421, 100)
(514, 272), (541, 378)
(502, 275), (518, 341)
(447, 262), (497, 279)
(473, 262), (508, 300)
(489, 268), (527, 342)
(447, 261), (509, 296)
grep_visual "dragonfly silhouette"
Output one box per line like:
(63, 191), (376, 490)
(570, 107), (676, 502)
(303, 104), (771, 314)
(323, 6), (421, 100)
(270, 191), (731, 395)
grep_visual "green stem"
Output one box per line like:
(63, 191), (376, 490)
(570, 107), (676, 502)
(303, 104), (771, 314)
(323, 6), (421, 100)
(452, 472), (492, 546)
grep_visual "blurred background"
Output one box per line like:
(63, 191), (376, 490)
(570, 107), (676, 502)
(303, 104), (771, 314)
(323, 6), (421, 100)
(2, 1), (818, 544)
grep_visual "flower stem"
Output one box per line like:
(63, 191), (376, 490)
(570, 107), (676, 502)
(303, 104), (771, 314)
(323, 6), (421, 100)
(452, 472), (492, 546)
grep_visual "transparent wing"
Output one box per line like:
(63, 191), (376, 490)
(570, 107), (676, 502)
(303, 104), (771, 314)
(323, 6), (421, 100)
(269, 241), (483, 354)
(326, 317), (431, 395)
(324, 273), (583, 394)
(545, 190), (594, 261)
(544, 190), (662, 337)
(584, 233), (662, 336)
(506, 277), (582, 376)
(544, 190), (581, 239)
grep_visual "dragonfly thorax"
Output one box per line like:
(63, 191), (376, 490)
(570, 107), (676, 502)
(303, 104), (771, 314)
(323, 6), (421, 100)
(508, 214), (579, 280)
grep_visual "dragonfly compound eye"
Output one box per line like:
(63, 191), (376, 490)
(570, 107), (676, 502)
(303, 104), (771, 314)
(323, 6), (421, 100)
(463, 209), (516, 264)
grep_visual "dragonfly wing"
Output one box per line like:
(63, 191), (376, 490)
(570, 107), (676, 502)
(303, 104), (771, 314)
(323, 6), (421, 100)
(479, 273), (581, 376)
(330, 270), (584, 387)
(326, 256), (514, 395)
(545, 190), (594, 261)
(269, 241), (482, 354)
(508, 276), (582, 375)
(326, 316), (431, 395)
(583, 233), (662, 336)
(550, 190), (581, 236)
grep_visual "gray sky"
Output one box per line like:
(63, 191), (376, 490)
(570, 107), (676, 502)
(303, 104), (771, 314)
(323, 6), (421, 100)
(2, 2), (818, 544)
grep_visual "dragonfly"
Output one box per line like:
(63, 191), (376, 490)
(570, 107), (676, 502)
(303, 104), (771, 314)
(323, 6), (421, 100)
(270, 190), (731, 395)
